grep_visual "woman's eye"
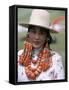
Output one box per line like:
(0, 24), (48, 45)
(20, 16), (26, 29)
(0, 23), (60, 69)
(41, 32), (44, 34)
(40, 32), (45, 35)
(31, 30), (36, 33)
(29, 29), (35, 33)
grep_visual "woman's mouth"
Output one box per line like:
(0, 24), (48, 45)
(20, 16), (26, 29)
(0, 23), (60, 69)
(33, 41), (40, 45)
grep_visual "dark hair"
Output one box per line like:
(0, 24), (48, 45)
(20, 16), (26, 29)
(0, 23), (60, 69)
(28, 25), (53, 46)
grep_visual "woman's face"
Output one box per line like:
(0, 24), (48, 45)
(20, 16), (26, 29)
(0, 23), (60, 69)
(28, 26), (47, 49)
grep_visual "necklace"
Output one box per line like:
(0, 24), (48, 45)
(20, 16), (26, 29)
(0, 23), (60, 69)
(19, 41), (52, 80)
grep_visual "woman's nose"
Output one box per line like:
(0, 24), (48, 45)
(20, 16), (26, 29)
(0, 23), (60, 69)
(35, 33), (40, 40)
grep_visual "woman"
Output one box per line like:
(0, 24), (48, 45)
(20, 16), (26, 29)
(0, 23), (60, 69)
(17, 9), (64, 82)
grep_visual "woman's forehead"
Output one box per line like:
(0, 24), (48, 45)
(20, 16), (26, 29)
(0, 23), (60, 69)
(29, 25), (48, 33)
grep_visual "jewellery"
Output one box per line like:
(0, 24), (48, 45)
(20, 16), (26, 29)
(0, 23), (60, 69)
(19, 41), (52, 80)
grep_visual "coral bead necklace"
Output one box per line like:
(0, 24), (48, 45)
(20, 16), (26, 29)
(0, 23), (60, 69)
(19, 41), (52, 80)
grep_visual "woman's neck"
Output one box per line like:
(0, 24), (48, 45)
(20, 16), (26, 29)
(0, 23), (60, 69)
(32, 47), (43, 55)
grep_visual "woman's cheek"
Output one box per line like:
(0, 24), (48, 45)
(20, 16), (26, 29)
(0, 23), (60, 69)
(41, 36), (46, 42)
(28, 33), (34, 39)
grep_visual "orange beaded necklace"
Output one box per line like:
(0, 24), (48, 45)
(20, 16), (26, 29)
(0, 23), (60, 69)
(19, 41), (52, 80)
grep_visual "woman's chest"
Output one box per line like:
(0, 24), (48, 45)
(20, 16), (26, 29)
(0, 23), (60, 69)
(18, 62), (55, 82)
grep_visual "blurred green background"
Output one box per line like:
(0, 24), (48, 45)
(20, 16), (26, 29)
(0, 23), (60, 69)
(18, 8), (65, 70)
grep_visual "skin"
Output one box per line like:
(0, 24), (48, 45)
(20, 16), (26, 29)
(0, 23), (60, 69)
(28, 26), (47, 49)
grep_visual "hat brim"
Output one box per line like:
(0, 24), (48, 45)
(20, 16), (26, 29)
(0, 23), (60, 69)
(19, 22), (59, 33)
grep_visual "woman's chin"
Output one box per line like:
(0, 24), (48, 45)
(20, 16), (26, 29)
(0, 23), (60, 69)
(32, 44), (42, 49)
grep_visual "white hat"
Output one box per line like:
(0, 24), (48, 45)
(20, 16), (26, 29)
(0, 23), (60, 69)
(19, 9), (58, 33)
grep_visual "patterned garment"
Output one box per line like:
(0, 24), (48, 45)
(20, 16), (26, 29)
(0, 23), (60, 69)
(17, 49), (65, 82)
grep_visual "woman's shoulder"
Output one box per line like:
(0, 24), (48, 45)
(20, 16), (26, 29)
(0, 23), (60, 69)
(18, 49), (24, 56)
(50, 50), (63, 70)
(51, 50), (62, 60)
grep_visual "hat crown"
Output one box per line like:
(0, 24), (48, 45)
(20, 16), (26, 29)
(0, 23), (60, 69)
(29, 9), (50, 28)
(19, 9), (58, 33)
